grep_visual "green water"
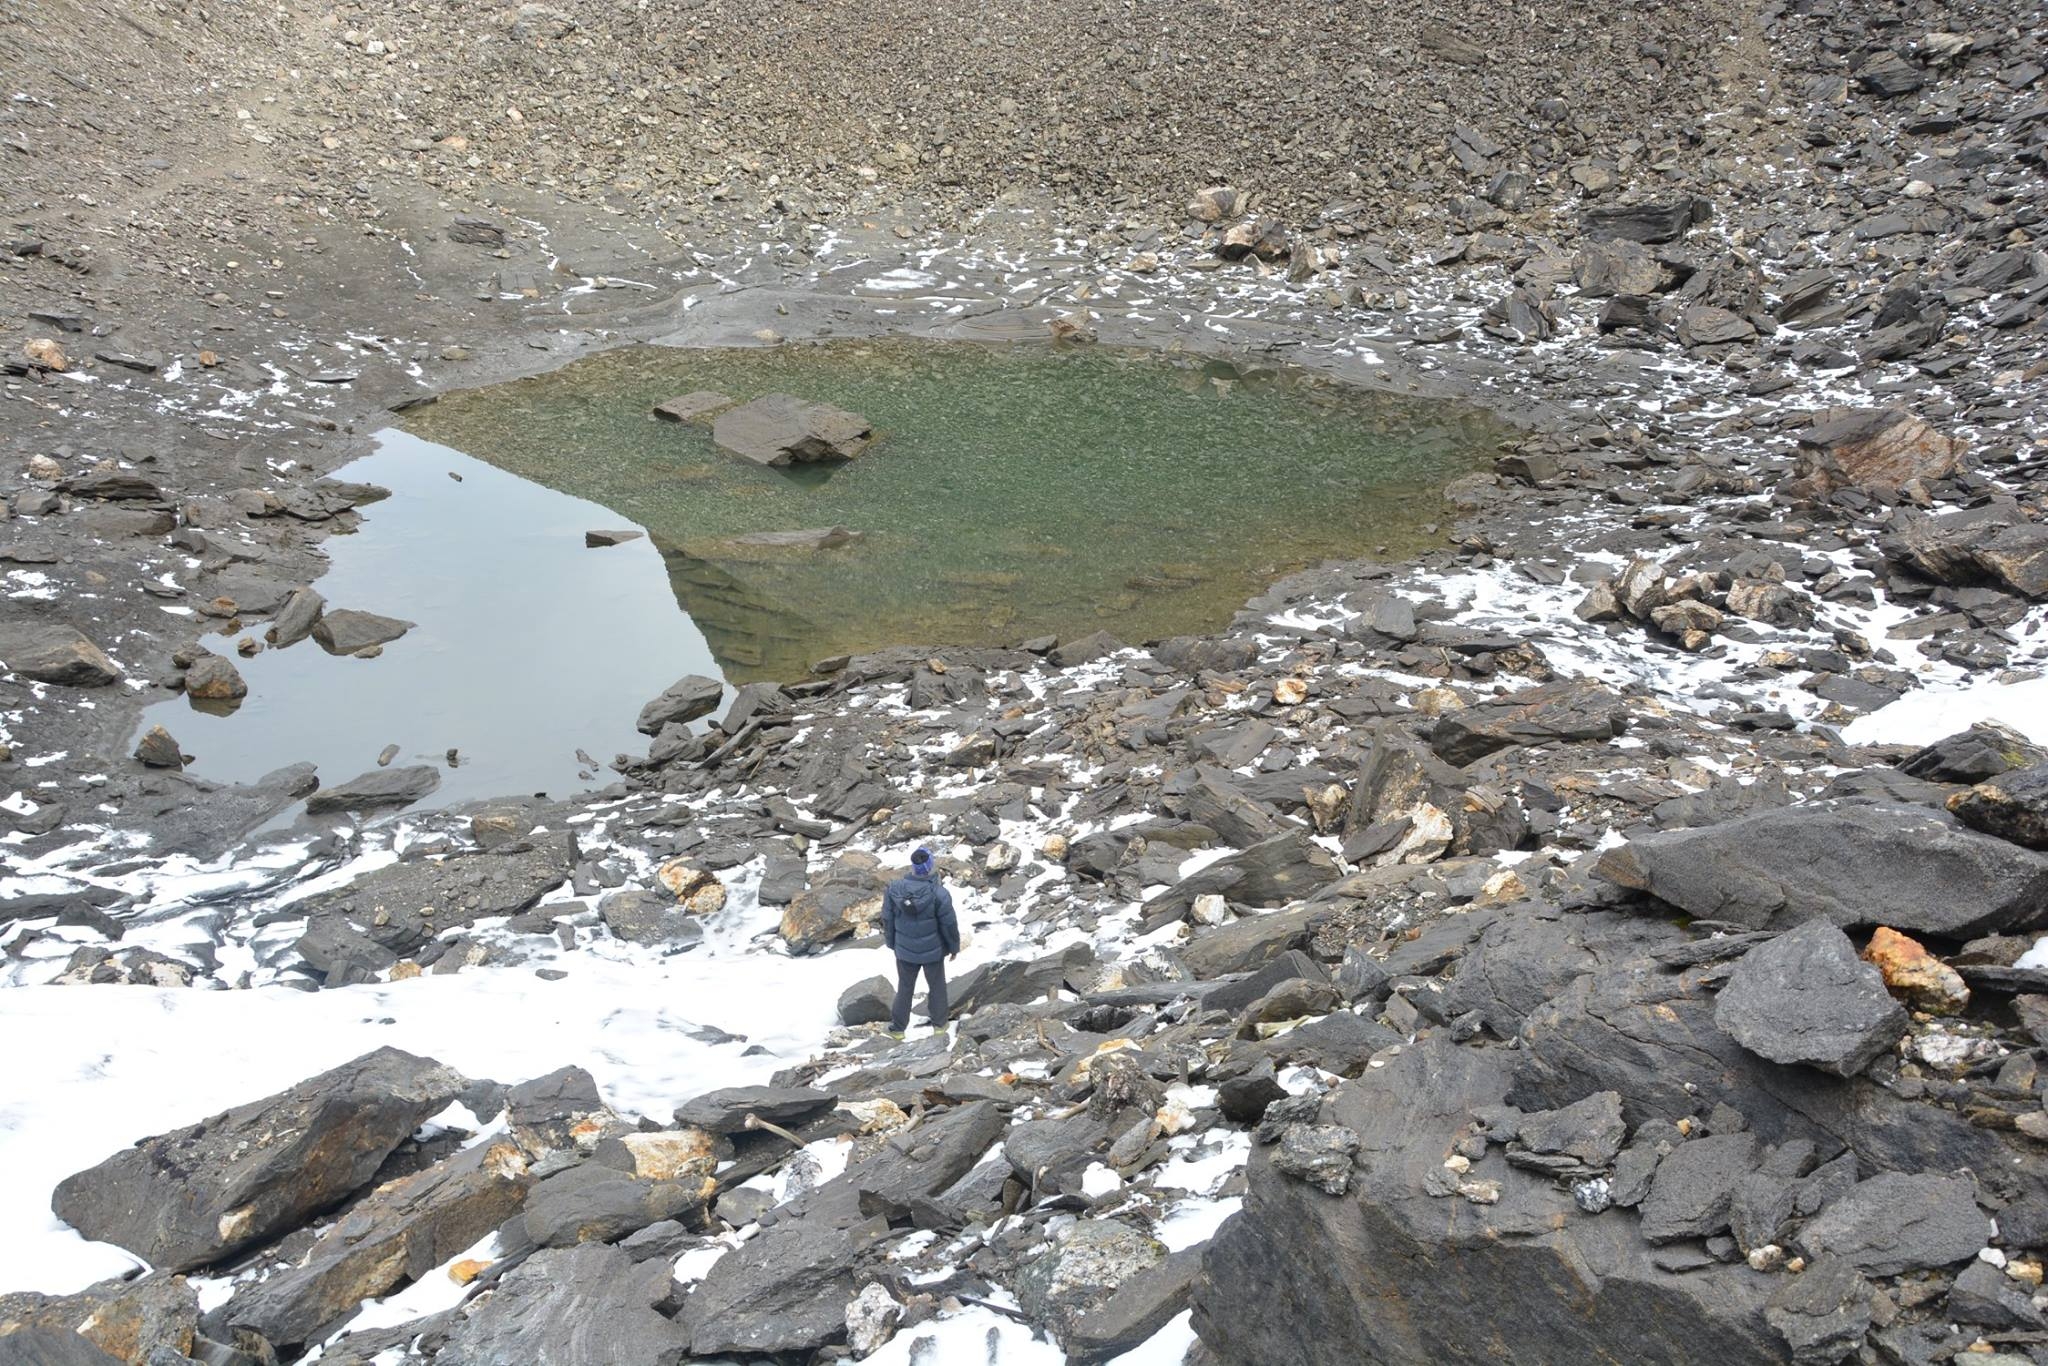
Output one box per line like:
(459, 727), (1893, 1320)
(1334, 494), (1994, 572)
(403, 341), (1507, 682)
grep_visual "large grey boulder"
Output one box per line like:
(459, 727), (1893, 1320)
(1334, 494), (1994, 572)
(1064, 1248), (1204, 1364)
(521, 1162), (711, 1248)
(435, 1244), (688, 1366)
(1882, 506), (2048, 599)
(1593, 800), (2048, 936)
(1507, 954), (2034, 1193)
(0, 622), (120, 686)
(224, 1139), (532, 1349)
(1793, 1172), (1991, 1275)
(1194, 1038), (1784, 1365)
(711, 394), (873, 466)
(1713, 921), (1908, 1077)
(1428, 678), (1629, 765)
(303, 765), (441, 816)
(292, 834), (577, 957)
(635, 673), (723, 735)
(1143, 829), (1338, 918)
(1790, 407), (1962, 497)
(598, 889), (704, 948)
(51, 1047), (467, 1271)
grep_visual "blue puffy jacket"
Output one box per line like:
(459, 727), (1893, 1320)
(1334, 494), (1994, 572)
(882, 870), (959, 965)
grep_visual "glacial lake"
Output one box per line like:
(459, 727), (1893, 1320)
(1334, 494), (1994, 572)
(137, 340), (1506, 810)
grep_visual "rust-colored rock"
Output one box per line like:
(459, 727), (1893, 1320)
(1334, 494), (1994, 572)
(656, 858), (728, 914)
(1790, 407), (1962, 497)
(1862, 926), (1970, 1015)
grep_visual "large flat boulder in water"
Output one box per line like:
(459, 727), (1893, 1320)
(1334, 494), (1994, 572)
(711, 394), (873, 466)
(304, 765), (441, 815)
(51, 1047), (467, 1272)
(1593, 800), (2048, 937)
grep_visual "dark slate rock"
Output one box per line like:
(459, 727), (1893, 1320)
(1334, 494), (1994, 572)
(434, 1244), (687, 1365)
(636, 674), (723, 736)
(1509, 961), (2032, 1194)
(0, 1329), (125, 1364)
(521, 1163), (709, 1248)
(1205, 949), (1329, 1016)
(1580, 199), (1704, 244)
(1216, 1059), (1289, 1124)
(837, 975), (893, 1026)
(1764, 1256), (1873, 1365)
(1593, 800), (2048, 936)
(1794, 1173), (1991, 1275)
(597, 889), (704, 948)
(1712, 921), (1907, 1077)
(1638, 1133), (1758, 1243)
(1428, 679), (1629, 765)
(1900, 723), (2044, 784)
(1177, 905), (1318, 979)
(51, 1048), (466, 1272)
(1194, 1038), (1784, 1366)
(1950, 763), (2048, 851)
(1065, 1246), (1203, 1364)
(673, 1085), (836, 1134)
(1948, 1258), (2046, 1329)
(1515, 1092), (1626, 1167)
(1144, 830), (1339, 917)
(506, 1066), (605, 1156)
(1048, 630), (1125, 668)
(1265, 1010), (1404, 1078)
(223, 1139), (531, 1349)
(303, 766), (441, 816)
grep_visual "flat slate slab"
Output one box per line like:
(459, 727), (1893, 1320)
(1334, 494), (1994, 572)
(711, 394), (873, 466)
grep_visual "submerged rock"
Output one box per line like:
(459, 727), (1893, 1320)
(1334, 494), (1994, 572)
(51, 1047), (467, 1272)
(651, 390), (734, 423)
(711, 394), (873, 465)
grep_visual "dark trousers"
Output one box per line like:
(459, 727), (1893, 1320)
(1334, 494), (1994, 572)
(891, 957), (948, 1031)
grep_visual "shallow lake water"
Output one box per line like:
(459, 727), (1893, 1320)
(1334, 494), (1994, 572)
(134, 435), (720, 808)
(404, 340), (1510, 682)
(138, 341), (1507, 809)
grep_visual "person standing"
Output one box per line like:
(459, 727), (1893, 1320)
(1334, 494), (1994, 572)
(882, 846), (959, 1034)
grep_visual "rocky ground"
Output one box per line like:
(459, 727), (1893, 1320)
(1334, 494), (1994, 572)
(4, 0), (2048, 1363)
